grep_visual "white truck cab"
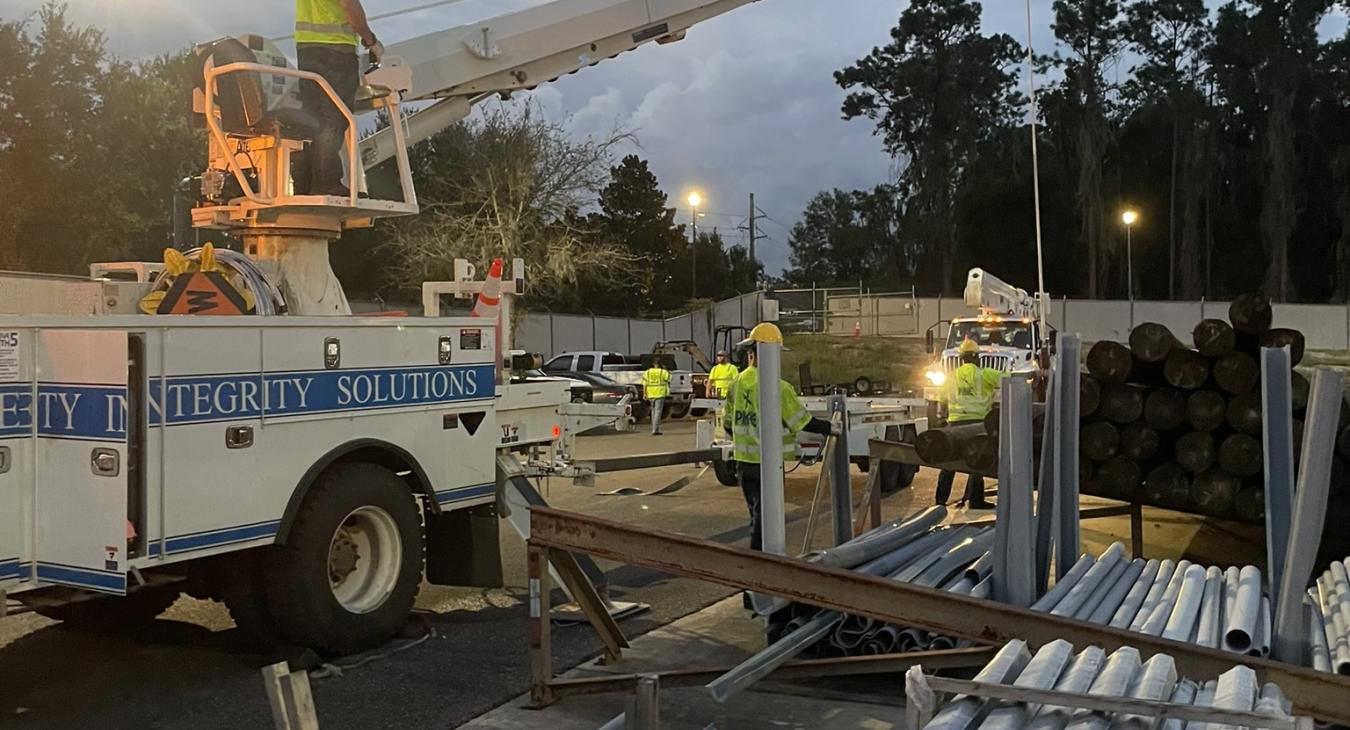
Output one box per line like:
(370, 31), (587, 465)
(921, 269), (1051, 409)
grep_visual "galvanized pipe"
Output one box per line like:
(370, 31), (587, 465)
(1025, 645), (1106, 730)
(1114, 653), (1178, 730)
(976, 639), (1075, 730)
(805, 504), (948, 570)
(1158, 679), (1199, 730)
(1252, 595), (1271, 658)
(1030, 554), (1094, 613)
(1054, 335), (1083, 581)
(1141, 560), (1195, 636)
(917, 531), (997, 588)
(1034, 371), (1058, 596)
(1194, 566), (1225, 649)
(1062, 646), (1142, 730)
(997, 376), (1037, 607)
(894, 528), (984, 583)
(1306, 591), (1332, 673)
(1131, 559), (1182, 633)
(1073, 556), (1130, 622)
(1315, 573), (1350, 673)
(1272, 368), (1342, 664)
(826, 393), (853, 547)
(1224, 565), (1263, 653)
(965, 551), (994, 584)
(1050, 542), (1126, 618)
(1260, 346), (1296, 600)
(926, 640), (1032, 730)
(1211, 664), (1258, 714)
(1086, 558), (1147, 626)
(1185, 680), (1219, 730)
(1161, 564), (1209, 642)
(749, 333), (786, 615)
(1108, 559), (1162, 630)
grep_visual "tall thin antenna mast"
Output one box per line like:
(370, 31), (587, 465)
(1025, 0), (1049, 347)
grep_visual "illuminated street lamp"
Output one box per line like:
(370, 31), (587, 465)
(688, 192), (704, 299)
(1122, 209), (1139, 327)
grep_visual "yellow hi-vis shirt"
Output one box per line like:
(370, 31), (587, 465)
(944, 363), (1004, 424)
(296, 0), (360, 45)
(642, 367), (671, 399)
(724, 367), (812, 464)
(708, 363), (740, 397)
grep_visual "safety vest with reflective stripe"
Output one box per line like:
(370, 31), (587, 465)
(708, 363), (739, 397)
(296, 0), (359, 46)
(642, 367), (671, 399)
(724, 367), (812, 464)
(943, 363), (1004, 424)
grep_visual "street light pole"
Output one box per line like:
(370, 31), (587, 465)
(1122, 209), (1139, 329)
(688, 192), (703, 300)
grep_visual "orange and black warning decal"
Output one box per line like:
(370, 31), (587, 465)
(157, 271), (252, 315)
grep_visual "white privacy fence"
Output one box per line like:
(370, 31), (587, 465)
(515, 292), (766, 368)
(823, 295), (1350, 350)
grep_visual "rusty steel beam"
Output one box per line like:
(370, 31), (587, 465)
(544, 647), (995, 699)
(527, 507), (1350, 724)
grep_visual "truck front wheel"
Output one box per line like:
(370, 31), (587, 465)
(264, 463), (423, 656)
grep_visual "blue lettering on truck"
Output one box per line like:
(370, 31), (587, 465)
(0, 363), (494, 441)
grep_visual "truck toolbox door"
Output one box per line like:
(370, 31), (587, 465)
(0, 329), (30, 587)
(34, 330), (130, 595)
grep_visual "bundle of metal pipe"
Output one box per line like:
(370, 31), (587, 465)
(1080, 295), (1349, 523)
(1309, 557), (1350, 675)
(922, 639), (1293, 730)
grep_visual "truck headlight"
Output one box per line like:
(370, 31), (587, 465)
(924, 370), (946, 387)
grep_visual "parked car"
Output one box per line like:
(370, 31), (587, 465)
(542, 351), (695, 418)
(528, 369), (631, 404)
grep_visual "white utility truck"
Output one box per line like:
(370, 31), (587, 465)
(0, 0), (759, 656)
(921, 268), (1052, 419)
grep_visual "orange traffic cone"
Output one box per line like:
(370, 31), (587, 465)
(471, 258), (504, 319)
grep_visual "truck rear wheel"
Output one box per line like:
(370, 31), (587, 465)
(263, 463), (423, 656)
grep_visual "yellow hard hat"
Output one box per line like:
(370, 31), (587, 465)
(959, 338), (979, 355)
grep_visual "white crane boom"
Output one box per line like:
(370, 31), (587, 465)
(360, 0), (758, 168)
(964, 268), (1037, 319)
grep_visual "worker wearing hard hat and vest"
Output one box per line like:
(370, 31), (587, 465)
(708, 350), (739, 398)
(642, 358), (672, 436)
(936, 338), (1004, 509)
(723, 328), (833, 551)
(294, 0), (383, 195)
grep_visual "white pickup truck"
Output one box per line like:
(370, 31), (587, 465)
(542, 351), (695, 419)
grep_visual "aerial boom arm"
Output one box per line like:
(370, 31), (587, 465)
(964, 268), (1038, 319)
(359, 0), (758, 169)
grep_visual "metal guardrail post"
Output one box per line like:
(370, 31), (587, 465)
(997, 376), (1036, 606)
(1034, 371), (1058, 596)
(828, 393), (853, 546)
(1272, 369), (1343, 664)
(1054, 334), (1083, 579)
(1260, 347), (1295, 600)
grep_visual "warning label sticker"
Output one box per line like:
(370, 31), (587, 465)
(0, 332), (18, 382)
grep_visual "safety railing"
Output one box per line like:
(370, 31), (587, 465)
(201, 61), (417, 213)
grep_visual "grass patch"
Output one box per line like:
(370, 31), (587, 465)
(781, 334), (932, 392)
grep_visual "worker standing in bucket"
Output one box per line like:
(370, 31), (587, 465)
(723, 328), (833, 551)
(935, 338), (1004, 509)
(294, 0), (382, 195)
(708, 350), (740, 398)
(642, 358), (672, 436)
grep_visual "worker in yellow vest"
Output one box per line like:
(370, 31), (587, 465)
(708, 350), (739, 398)
(723, 340), (832, 550)
(642, 359), (672, 436)
(936, 338), (1004, 509)
(294, 0), (383, 195)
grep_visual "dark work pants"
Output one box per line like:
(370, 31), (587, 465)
(296, 44), (359, 196)
(935, 470), (986, 506)
(934, 417), (987, 506)
(737, 461), (763, 551)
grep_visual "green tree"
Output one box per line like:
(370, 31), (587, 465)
(1050, 0), (1124, 298)
(834, 0), (1022, 294)
(589, 154), (688, 313)
(1123, 0), (1211, 298)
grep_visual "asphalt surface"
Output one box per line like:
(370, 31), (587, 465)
(0, 419), (917, 730)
